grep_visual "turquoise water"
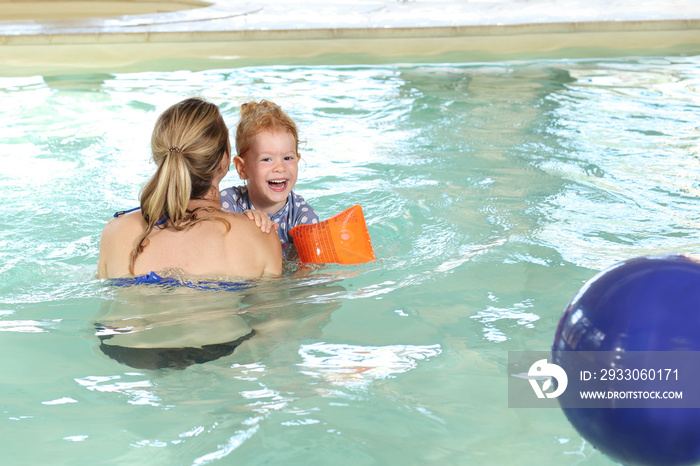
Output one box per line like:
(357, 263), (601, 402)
(2, 56), (700, 464)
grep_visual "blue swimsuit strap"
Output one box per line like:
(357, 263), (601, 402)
(111, 271), (251, 292)
(114, 207), (168, 226)
(113, 207), (141, 217)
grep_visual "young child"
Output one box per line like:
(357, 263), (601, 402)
(220, 100), (319, 245)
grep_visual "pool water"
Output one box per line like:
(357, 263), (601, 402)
(2, 55), (700, 464)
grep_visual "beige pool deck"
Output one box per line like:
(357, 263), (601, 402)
(1, 0), (700, 76)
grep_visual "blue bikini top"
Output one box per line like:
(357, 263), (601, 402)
(110, 271), (251, 292)
(114, 207), (168, 226)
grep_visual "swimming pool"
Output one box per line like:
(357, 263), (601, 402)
(2, 54), (700, 464)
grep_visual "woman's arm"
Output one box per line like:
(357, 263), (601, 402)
(260, 228), (283, 276)
(97, 218), (118, 279)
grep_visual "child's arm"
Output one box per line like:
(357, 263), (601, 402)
(220, 187), (277, 233)
(292, 194), (319, 226)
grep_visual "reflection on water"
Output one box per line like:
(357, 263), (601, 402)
(75, 374), (161, 407)
(298, 342), (442, 390)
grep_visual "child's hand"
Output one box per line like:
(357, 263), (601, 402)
(244, 209), (279, 234)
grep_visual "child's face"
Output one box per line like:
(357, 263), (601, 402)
(234, 130), (299, 214)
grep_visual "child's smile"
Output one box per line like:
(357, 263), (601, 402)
(268, 178), (288, 192)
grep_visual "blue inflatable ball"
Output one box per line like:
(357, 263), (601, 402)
(552, 255), (700, 466)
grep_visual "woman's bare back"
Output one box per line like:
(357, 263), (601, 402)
(97, 209), (282, 279)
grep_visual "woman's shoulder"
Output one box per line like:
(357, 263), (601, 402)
(213, 209), (249, 225)
(219, 211), (283, 276)
(98, 210), (146, 279)
(102, 210), (145, 239)
(220, 211), (271, 237)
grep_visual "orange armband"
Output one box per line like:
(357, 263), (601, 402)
(289, 205), (375, 264)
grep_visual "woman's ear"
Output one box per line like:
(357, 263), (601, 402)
(233, 155), (247, 180)
(219, 147), (231, 176)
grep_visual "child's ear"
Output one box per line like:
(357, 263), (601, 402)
(233, 155), (248, 180)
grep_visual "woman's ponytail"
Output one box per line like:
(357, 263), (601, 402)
(128, 98), (230, 275)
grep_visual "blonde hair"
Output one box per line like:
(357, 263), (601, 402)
(235, 100), (299, 158)
(130, 97), (230, 274)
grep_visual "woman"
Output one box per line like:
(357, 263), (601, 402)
(97, 97), (282, 279)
